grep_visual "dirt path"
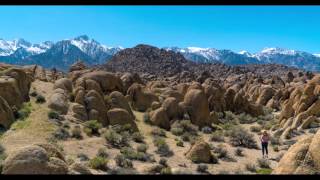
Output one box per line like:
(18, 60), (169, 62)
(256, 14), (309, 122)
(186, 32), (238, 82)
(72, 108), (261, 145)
(0, 80), (57, 154)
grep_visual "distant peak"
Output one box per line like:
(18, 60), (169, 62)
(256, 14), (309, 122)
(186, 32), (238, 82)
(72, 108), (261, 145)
(74, 35), (90, 41)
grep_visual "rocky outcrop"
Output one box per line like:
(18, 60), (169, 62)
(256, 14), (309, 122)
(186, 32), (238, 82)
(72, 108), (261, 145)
(127, 83), (158, 112)
(107, 108), (138, 131)
(185, 140), (216, 163)
(48, 88), (70, 115)
(0, 96), (15, 128)
(274, 129), (320, 174)
(121, 73), (143, 93)
(2, 144), (68, 174)
(150, 107), (170, 130)
(183, 89), (213, 128)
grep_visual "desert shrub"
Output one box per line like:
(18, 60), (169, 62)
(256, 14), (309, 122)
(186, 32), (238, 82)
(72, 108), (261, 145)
(210, 131), (225, 142)
(238, 113), (256, 124)
(77, 153), (89, 161)
(176, 140), (184, 147)
(71, 125), (82, 139)
(115, 154), (133, 168)
(273, 146), (279, 152)
(250, 125), (262, 133)
(229, 127), (258, 149)
(153, 137), (173, 157)
(83, 120), (102, 136)
(132, 132), (144, 143)
(172, 120), (198, 136)
(224, 111), (236, 121)
(309, 128), (318, 134)
(270, 136), (281, 146)
(120, 146), (151, 162)
(16, 102), (32, 120)
(137, 144), (148, 153)
(48, 110), (60, 120)
(170, 127), (184, 136)
(30, 91), (38, 97)
(143, 113), (151, 124)
(62, 122), (70, 129)
(150, 127), (166, 137)
(111, 124), (134, 134)
(234, 148), (244, 157)
(197, 164), (208, 173)
(257, 158), (270, 168)
(89, 156), (108, 171)
(181, 132), (196, 144)
(159, 158), (168, 167)
(120, 147), (138, 160)
(53, 127), (70, 140)
(213, 145), (235, 162)
(201, 126), (213, 134)
(256, 168), (272, 174)
(245, 163), (257, 172)
(35, 94), (46, 104)
(160, 167), (172, 175)
(97, 148), (109, 158)
(104, 129), (129, 148)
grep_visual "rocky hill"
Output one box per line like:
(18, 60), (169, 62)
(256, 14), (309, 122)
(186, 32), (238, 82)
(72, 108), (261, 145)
(0, 51), (320, 175)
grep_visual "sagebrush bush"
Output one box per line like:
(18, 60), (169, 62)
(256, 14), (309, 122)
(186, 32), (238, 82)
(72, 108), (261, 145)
(250, 125), (262, 133)
(150, 128), (166, 137)
(77, 153), (89, 161)
(171, 120), (198, 136)
(143, 113), (151, 124)
(132, 132), (144, 143)
(71, 125), (82, 139)
(104, 129), (129, 148)
(238, 113), (256, 124)
(170, 127), (184, 136)
(120, 146), (151, 162)
(159, 158), (168, 167)
(234, 148), (244, 157)
(53, 127), (70, 140)
(30, 91), (38, 97)
(197, 164), (208, 173)
(210, 131), (225, 142)
(176, 140), (184, 147)
(16, 103), (32, 120)
(160, 167), (172, 175)
(137, 144), (148, 153)
(89, 156), (108, 171)
(201, 126), (213, 134)
(48, 110), (60, 120)
(257, 158), (270, 168)
(35, 94), (46, 104)
(115, 154), (133, 168)
(229, 127), (258, 149)
(83, 120), (102, 136)
(245, 163), (257, 172)
(97, 148), (109, 158)
(153, 137), (173, 157)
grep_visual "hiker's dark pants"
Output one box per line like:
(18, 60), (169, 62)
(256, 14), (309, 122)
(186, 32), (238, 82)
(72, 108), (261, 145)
(262, 142), (268, 156)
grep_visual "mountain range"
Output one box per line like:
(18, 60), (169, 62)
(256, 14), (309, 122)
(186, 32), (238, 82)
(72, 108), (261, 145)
(1, 35), (320, 72)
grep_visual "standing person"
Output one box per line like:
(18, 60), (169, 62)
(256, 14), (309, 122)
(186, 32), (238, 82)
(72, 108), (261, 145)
(260, 130), (270, 158)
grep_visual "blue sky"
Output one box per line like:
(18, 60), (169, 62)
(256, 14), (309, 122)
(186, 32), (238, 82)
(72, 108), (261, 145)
(0, 6), (320, 53)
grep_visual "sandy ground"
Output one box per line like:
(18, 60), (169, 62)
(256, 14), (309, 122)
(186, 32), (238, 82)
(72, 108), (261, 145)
(0, 80), (57, 154)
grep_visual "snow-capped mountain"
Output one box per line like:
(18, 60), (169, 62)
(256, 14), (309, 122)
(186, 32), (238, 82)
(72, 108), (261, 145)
(165, 47), (261, 65)
(0, 38), (52, 57)
(0, 35), (123, 71)
(70, 35), (123, 64)
(165, 46), (320, 72)
(1, 35), (320, 72)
